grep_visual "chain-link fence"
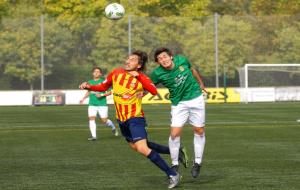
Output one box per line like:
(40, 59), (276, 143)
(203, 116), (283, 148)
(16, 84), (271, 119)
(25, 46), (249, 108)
(0, 14), (299, 90)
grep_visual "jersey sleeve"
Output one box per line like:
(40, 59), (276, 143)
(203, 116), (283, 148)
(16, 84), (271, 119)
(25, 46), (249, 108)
(136, 73), (158, 95)
(180, 55), (192, 69)
(88, 70), (114, 92)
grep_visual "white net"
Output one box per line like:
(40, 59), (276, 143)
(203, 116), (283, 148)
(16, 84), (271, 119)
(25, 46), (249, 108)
(239, 64), (300, 88)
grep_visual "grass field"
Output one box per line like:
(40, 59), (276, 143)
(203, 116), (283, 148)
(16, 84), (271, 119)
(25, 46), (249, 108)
(0, 103), (299, 190)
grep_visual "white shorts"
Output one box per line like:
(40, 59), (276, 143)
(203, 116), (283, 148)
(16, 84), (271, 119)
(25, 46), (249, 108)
(171, 95), (205, 127)
(88, 106), (108, 118)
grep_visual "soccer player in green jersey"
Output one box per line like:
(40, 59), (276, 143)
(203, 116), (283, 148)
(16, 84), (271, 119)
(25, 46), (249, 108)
(150, 47), (206, 178)
(80, 67), (118, 140)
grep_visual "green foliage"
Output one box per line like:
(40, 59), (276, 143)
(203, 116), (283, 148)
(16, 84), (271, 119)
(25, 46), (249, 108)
(275, 22), (300, 63)
(190, 16), (254, 77)
(251, 0), (300, 15)
(43, 0), (107, 18)
(122, 0), (210, 17)
(88, 18), (128, 72)
(0, 0), (9, 20)
(207, 0), (252, 15)
(0, 17), (41, 88)
(1, 0), (300, 89)
(249, 15), (299, 63)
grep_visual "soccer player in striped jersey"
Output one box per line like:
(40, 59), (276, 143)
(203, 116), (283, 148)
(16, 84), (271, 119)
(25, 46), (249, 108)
(80, 67), (118, 141)
(151, 47), (206, 179)
(79, 51), (180, 189)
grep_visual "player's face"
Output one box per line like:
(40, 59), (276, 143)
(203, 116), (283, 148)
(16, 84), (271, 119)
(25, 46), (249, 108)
(156, 52), (173, 70)
(93, 69), (102, 78)
(124, 55), (141, 71)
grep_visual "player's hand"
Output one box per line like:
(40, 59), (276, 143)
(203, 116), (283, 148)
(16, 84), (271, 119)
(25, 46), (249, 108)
(79, 99), (84, 104)
(127, 71), (139, 77)
(79, 82), (90, 89)
(200, 85), (208, 94)
(136, 91), (144, 99)
(95, 94), (103, 98)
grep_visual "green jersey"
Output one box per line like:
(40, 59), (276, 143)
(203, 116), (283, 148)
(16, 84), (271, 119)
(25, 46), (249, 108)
(88, 78), (107, 106)
(150, 55), (202, 105)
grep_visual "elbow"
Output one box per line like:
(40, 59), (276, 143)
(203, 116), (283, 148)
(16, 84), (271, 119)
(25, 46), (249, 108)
(150, 88), (158, 95)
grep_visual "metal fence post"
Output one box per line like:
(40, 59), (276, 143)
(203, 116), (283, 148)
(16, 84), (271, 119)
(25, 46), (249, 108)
(214, 13), (219, 88)
(128, 15), (132, 55)
(40, 14), (44, 91)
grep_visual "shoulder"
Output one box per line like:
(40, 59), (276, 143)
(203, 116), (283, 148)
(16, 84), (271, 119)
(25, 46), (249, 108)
(173, 55), (191, 67)
(173, 55), (189, 63)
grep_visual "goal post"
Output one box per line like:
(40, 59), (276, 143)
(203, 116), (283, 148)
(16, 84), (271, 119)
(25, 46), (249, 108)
(239, 64), (300, 103)
(244, 64), (300, 88)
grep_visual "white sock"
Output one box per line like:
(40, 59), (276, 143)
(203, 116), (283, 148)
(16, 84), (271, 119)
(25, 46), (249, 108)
(169, 136), (180, 166)
(105, 119), (116, 130)
(194, 133), (206, 165)
(89, 120), (96, 138)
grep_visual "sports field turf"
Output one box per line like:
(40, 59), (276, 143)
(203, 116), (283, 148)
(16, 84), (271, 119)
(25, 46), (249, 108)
(0, 103), (299, 190)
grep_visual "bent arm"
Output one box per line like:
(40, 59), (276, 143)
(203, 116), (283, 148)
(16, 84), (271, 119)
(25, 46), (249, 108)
(88, 72), (113, 92)
(80, 91), (90, 103)
(89, 82), (111, 92)
(136, 73), (157, 95)
(191, 68), (207, 92)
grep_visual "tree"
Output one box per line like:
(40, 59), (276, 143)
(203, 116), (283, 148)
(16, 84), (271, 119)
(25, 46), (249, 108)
(0, 17), (42, 89)
(88, 17), (128, 72)
(275, 21), (300, 63)
(251, 0), (300, 15)
(207, 0), (252, 15)
(43, 0), (107, 18)
(121, 0), (210, 17)
(183, 15), (254, 77)
(0, 0), (9, 21)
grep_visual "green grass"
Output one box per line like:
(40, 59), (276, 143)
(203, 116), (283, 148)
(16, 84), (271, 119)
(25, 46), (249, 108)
(0, 103), (300, 190)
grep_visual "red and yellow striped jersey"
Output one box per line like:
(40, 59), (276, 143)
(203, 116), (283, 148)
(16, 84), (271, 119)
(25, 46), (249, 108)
(88, 68), (157, 122)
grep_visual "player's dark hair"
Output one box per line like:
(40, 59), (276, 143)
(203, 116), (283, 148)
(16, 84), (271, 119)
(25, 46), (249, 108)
(92, 66), (102, 73)
(154, 47), (173, 62)
(132, 50), (148, 71)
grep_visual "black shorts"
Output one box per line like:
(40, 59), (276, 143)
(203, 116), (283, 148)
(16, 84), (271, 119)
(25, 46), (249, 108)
(118, 117), (147, 143)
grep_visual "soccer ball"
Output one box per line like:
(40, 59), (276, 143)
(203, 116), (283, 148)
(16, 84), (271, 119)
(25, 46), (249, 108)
(104, 3), (125, 20)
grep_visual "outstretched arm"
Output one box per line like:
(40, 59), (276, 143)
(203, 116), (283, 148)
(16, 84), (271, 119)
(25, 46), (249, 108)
(79, 72), (113, 92)
(95, 90), (112, 98)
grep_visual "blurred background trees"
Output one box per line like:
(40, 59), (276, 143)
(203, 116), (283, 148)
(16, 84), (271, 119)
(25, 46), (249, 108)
(0, 0), (299, 89)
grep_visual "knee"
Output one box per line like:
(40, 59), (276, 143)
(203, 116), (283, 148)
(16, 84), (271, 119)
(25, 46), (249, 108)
(136, 145), (146, 153)
(136, 145), (150, 156)
(101, 118), (108, 123)
(170, 133), (179, 139)
(129, 144), (137, 151)
(194, 127), (205, 136)
(170, 128), (182, 139)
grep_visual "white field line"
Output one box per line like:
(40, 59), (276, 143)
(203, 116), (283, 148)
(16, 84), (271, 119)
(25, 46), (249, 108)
(0, 120), (298, 127)
(0, 121), (299, 132)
